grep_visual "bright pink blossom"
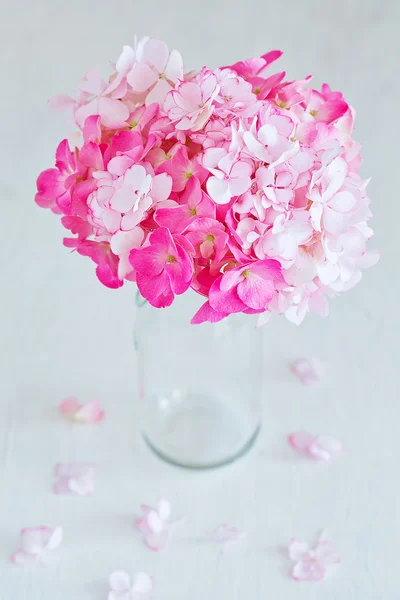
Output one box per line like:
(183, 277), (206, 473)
(59, 397), (104, 423)
(185, 218), (229, 263)
(35, 139), (81, 214)
(155, 176), (215, 233)
(192, 259), (283, 323)
(156, 145), (208, 192)
(130, 228), (194, 308)
(288, 536), (340, 581)
(11, 526), (63, 566)
(288, 432), (343, 461)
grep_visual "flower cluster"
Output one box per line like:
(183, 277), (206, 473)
(36, 37), (378, 324)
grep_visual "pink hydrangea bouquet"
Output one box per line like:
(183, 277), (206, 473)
(35, 37), (378, 325)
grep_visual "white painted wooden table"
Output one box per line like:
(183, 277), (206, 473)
(1, 0), (399, 598)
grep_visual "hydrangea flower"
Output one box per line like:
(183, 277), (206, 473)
(36, 37), (378, 325)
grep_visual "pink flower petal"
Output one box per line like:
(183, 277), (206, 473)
(144, 531), (169, 552)
(132, 572), (153, 594)
(136, 498), (182, 552)
(74, 399), (104, 423)
(54, 463), (96, 496)
(208, 524), (247, 552)
(59, 398), (104, 424)
(109, 570), (131, 592)
(288, 432), (342, 462)
(288, 539), (310, 562)
(108, 570), (152, 599)
(291, 358), (324, 386)
(11, 526), (63, 566)
(59, 397), (81, 419)
(292, 558), (326, 581)
(288, 536), (340, 582)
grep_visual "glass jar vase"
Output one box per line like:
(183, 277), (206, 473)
(134, 290), (262, 468)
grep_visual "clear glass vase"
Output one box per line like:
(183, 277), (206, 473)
(134, 290), (262, 468)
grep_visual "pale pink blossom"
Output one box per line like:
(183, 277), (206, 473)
(87, 158), (172, 236)
(164, 69), (220, 131)
(110, 228), (145, 280)
(59, 397), (105, 423)
(243, 105), (298, 167)
(11, 526), (63, 566)
(255, 212), (314, 267)
(288, 536), (340, 581)
(208, 524), (247, 553)
(128, 37), (183, 106)
(135, 498), (183, 552)
(53, 463), (96, 495)
(203, 148), (253, 204)
(214, 68), (261, 118)
(108, 570), (152, 600)
(288, 432), (343, 461)
(74, 68), (130, 128)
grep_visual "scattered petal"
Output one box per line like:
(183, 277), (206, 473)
(53, 463), (96, 496)
(11, 526), (63, 566)
(108, 570), (152, 599)
(135, 498), (183, 552)
(288, 535), (340, 581)
(288, 432), (343, 461)
(290, 358), (326, 386)
(208, 524), (247, 553)
(59, 397), (105, 424)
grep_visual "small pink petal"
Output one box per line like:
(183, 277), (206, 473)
(54, 463), (96, 496)
(46, 527), (63, 550)
(59, 397), (80, 418)
(209, 524), (247, 552)
(288, 432), (342, 462)
(11, 526), (63, 566)
(290, 358), (325, 386)
(288, 538), (310, 562)
(132, 572), (153, 594)
(144, 531), (169, 552)
(288, 536), (340, 582)
(109, 570), (131, 592)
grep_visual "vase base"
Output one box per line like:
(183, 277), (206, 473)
(141, 390), (261, 469)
